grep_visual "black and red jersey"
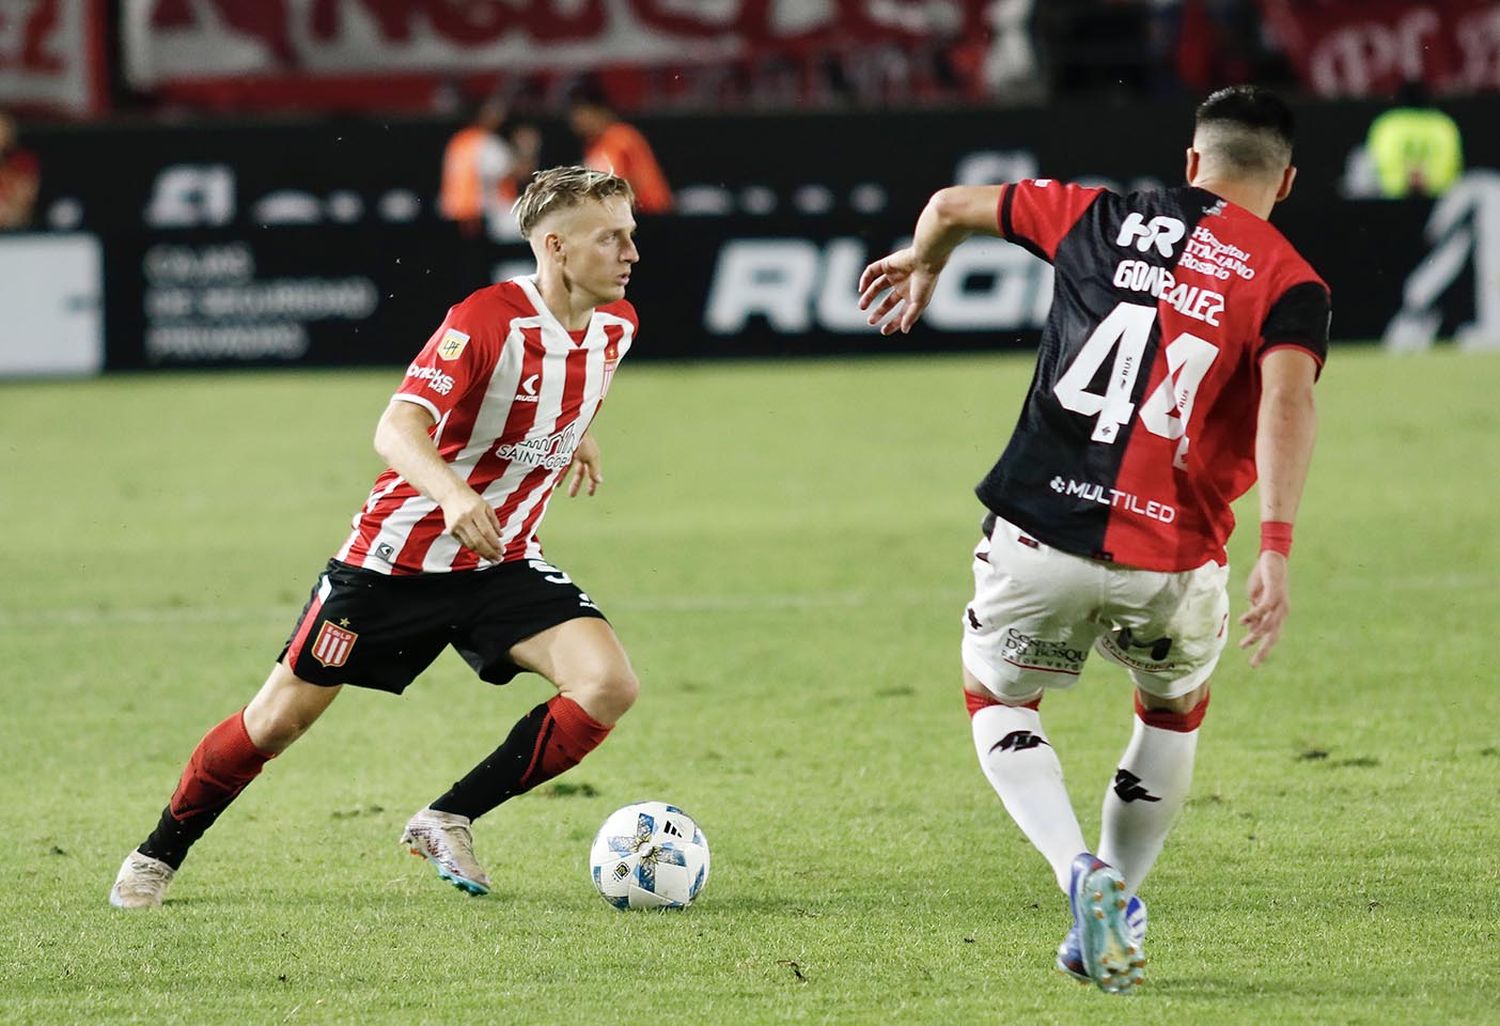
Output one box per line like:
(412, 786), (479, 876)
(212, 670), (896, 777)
(978, 180), (1330, 571)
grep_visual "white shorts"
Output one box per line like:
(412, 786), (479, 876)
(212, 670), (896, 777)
(961, 515), (1230, 703)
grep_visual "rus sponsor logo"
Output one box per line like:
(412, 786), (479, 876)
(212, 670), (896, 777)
(1049, 476), (1177, 524)
(406, 362), (456, 395)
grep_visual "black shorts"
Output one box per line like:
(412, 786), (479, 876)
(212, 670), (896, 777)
(279, 558), (608, 694)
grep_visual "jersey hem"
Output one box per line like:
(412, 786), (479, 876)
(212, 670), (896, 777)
(390, 392), (442, 420)
(1259, 340), (1326, 378)
(978, 497), (1224, 575)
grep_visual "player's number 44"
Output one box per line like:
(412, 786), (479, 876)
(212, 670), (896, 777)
(1053, 301), (1219, 469)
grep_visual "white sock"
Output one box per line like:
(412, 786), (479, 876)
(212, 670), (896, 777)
(1097, 698), (1206, 893)
(971, 702), (1086, 893)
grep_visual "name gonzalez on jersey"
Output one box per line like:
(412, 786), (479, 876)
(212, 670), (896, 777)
(1112, 210), (1224, 327)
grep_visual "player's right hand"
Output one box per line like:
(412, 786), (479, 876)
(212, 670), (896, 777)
(858, 248), (939, 335)
(441, 486), (503, 561)
(1239, 551), (1290, 668)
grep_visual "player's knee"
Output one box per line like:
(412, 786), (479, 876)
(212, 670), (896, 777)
(244, 671), (338, 752)
(563, 663), (639, 723)
(244, 704), (308, 752)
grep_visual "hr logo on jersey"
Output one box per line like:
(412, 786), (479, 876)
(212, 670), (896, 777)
(1049, 477), (1177, 524)
(496, 422), (579, 471)
(1116, 213), (1186, 258)
(406, 363), (456, 396)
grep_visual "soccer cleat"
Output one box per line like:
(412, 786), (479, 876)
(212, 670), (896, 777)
(1056, 891), (1147, 985)
(401, 808), (491, 896)
(109, 851), (176, 909)
(1056, 853), (1147, 994)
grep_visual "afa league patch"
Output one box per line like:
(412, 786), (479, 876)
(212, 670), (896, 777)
(437, 328), (470, 361)
(311, 621), (358, 668)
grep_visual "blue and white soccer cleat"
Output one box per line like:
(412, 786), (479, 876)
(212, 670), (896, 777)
(401, 808), (491, 896)
(1057, 853), (1147, 993)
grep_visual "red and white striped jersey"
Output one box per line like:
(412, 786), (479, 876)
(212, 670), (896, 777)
(337, 275), (636, 575)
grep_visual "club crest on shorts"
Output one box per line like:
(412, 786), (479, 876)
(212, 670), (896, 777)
(311, 620), (358, 668)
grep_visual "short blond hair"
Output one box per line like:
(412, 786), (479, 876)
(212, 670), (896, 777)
(514, 166), (635, 239)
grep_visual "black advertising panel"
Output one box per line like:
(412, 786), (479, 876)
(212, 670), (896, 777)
(17, 99), (1500, 371)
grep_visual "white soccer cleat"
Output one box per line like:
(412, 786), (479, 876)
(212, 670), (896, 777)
(401, 808), (491, 896)
(109, 851), (176, 909)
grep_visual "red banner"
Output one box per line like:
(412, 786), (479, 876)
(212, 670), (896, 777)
(1259, 0), (1500, 97)
(122, 0), (992, 110)
(0, 0), (106, 116)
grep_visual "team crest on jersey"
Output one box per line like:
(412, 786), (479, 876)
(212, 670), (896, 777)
(437, 329), (470, 361)
(602, 328), (623, 395)
(311, 621), (358, 668)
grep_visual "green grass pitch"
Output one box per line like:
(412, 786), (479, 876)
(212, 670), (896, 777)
(2, 347), (1497, 1024)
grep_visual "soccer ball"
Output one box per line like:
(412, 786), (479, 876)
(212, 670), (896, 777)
(589, 801), (710, 910)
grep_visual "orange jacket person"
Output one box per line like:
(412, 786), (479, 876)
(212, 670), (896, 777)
(441, 98), (520, 236)
(570, 97), (672, 214)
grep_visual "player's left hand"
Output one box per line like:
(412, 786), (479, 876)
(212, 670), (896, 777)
(858, 248), (940, 335)
(566, 432), (603, 497)
(1239, 551), (1290, 668)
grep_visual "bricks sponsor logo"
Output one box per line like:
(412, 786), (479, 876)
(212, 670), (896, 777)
(406, 362), (456, 396)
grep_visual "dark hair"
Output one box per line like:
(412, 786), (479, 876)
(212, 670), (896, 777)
(1195, 85), (1295, 150)
(1193, 85), (1294, 175)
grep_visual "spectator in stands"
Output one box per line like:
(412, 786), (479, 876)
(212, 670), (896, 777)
(0, 110), (40, 230)
(439, 96), (538, 240)
(1367, 79), (1464, 199)
(568, 91), (672, 214)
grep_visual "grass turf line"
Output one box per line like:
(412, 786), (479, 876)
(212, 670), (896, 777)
(1, 347), (1497, 1024)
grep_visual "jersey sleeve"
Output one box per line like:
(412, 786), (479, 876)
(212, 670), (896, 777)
(1259, 281), (1331, 371)
(997, 179), (1106, 261)
(393, 296), (502, 420)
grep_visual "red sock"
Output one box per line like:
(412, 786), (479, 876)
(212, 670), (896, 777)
(1133, 691), (1211, 732)
(965, 688), (1041, 716)
(169, 710), (277, 821)
(521, 695), (613, 790)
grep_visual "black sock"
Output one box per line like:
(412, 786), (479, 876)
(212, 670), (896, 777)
(430, 702), (551, 821)
(138, 804), (231, 871)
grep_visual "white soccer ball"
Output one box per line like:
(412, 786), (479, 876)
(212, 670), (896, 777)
(589, 801), (710, 910)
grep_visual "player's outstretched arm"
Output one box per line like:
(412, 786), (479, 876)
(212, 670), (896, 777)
(374, 399), (502, 560)
(859, 186), (1002, 335)
(1240, 349), (1319, 668)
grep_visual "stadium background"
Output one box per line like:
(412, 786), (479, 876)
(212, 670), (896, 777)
(3, 4), (1499, 1025)
(3, 0), (1499, 374)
